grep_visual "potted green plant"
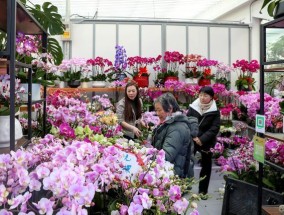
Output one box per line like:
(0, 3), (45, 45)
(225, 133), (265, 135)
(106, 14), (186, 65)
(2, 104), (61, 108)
(260, 0), (284, 18)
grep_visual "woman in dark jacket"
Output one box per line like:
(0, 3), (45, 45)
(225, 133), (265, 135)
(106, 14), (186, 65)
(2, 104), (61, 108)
(187, 86), (220, 197)
(152, 93), (192, 178)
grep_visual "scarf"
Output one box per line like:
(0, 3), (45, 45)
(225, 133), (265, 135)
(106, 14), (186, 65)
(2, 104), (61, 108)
(198, 100), (213, 115)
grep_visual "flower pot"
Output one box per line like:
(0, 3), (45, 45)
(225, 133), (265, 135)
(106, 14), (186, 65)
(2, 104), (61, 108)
(185, 78), (198, 84)
(222, 177), (284, 215)
(165, 76), (179, 82)
(92, 81), (106, 88)
(0, 116), (23, 148)
(133, 76), (149, 88)
(19, 83), (41, 102)
(81, 82), (91, 88)
(67, 80), (81, 88)
(198, 78), (211, 86)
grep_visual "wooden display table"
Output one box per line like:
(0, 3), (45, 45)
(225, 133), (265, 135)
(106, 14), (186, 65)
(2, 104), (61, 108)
(262, 205), (281, 215)
(47, 87), (124, 95)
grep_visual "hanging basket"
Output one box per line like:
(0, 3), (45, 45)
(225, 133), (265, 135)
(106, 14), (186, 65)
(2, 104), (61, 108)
(133, 75), (149, 88)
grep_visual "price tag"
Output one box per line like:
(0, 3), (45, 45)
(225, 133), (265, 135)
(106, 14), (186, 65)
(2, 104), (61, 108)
(253, 135), (265, 164)
(255, 114), (265, 134)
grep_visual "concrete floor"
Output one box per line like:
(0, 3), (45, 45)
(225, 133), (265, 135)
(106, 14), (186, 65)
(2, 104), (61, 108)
(186, 163), (225, 215)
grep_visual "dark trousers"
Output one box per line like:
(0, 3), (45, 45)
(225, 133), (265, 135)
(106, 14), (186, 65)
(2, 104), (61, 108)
(195, 148), (212, 194)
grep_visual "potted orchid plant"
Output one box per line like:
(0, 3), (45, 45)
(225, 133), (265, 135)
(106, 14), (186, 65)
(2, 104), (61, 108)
(233, 59), (260, 91)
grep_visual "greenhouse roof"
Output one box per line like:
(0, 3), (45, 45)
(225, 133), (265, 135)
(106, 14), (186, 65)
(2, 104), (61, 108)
(29, 0), (251, 21)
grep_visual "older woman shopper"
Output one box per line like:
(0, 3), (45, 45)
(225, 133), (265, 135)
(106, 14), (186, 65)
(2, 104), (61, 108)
(152, 93), (195, 178)
(187, 86), (220, 199)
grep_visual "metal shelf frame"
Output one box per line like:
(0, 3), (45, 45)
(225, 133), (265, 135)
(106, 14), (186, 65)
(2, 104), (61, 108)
(0, 0), (47, 151)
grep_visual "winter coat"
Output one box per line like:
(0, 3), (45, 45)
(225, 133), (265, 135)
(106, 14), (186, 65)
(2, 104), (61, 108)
(187, 98), (220, 151)
(116, 97), (143, 139)
(152, 113), (192, 178)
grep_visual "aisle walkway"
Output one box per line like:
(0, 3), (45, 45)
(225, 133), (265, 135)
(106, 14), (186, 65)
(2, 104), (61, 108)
(187, 164), (225, 215)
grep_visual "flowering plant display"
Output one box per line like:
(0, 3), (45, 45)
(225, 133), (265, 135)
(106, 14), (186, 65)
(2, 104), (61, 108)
(217, 138), (284, 192)
(89, 94), (113, 113)
(236, 92), (283, 131)
(163, 51), (185, 78)
(0, 133), (200, 214)
(127, 56), (156, 77)
(137, 111), (160, 145)
(196, 58), (218, 80)
(215, 62), (233, 88)
(87, 57), (113, 81)
(0, 74), (25, 115)
(58, 58), (90, 82)
(114, 45), (128, 72)
(233, 59), (260, 91)
(184, 54), (203, 79)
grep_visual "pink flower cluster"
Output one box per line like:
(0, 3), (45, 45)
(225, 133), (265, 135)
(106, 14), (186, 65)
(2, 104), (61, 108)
(196, 58), (218, 67)
(233, 59), (260, 73)
(265, 139), (284, 167)
(0, 134), (196, 214)
(16, 33), (39, 57)
(87, 56), (113, 74)
(164, 51), (185, 72)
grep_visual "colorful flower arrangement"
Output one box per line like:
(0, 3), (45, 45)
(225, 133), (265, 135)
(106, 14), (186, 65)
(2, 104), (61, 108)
(236, 92), (283, 131)
(217, 138), (284, 192)
(183, 54), (203, 79)
(58, 58), (90, 82)
(127, 56), (156, 77)
(163, 51), (185, 78)
(0, 133), (200, 214)
(0, 74), (25, 115)
(87, 56), (113, 81)
(233, 59), (260, 91)
(114, 45), (128, 72)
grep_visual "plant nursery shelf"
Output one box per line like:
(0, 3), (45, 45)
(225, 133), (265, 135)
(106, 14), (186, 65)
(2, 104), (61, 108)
(47, 87), (125, 95)
(262, 205), (281, 215)
(264, 132), (284, 142)
(0, 136), (30, 154)
(264, 160), (284, 173)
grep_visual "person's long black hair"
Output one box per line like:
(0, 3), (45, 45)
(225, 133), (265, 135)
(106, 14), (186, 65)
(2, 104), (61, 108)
(124, 81), (142, 122)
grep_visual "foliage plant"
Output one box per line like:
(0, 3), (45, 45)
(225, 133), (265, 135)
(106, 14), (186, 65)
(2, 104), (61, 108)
(260, 0), (283, 17)
(0, 75), (24, 116)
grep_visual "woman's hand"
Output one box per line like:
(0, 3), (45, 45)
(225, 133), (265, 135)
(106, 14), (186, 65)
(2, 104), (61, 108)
(132, 126), (142, 137)
(193, 137), (202, 146)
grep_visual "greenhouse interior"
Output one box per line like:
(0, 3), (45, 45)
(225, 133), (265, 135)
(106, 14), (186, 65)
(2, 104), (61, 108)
(0, 0), (284, 214)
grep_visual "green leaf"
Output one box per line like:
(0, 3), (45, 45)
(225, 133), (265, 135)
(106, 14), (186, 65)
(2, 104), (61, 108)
(261, 0), (274, 10)
(0, 106), (10, 116)
(75, 126), (84, 137)
(223, 172), (240, 179)
(84, 125), (93, 136)
(25, 2), (65, 35)
(50, 126), (59, 135)
(47, 38), (63, 65)
(268, 1), (277, 17)
(262, 177), (275, 189)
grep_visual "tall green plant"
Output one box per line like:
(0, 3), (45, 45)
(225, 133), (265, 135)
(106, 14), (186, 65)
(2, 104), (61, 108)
(20, 0), (65, 65)
(0, 1), (64, 65)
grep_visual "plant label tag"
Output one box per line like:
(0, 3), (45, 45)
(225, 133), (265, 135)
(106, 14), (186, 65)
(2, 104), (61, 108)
(253, 135), (265, 164)
(255, 114), (265, 134)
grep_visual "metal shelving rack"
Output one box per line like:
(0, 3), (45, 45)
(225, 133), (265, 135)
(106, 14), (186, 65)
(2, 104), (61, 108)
(0, 0), (47, 151)
(259, 16), (284, 215)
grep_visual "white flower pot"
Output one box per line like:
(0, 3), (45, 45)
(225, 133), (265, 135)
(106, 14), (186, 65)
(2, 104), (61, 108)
(81, 82), (91, 88)
(185, 78), (198, 84)
(0, 116), (23, 148)
(20, 83), (41, 101)
(92, 81), (106, 88)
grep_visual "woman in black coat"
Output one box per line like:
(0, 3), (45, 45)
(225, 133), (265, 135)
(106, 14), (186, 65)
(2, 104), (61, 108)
(187, 86), (220, 198)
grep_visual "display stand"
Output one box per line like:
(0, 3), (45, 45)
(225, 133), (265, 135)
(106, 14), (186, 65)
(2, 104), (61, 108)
(0, 0), (47, 151)
(259, 16), (284, 215)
